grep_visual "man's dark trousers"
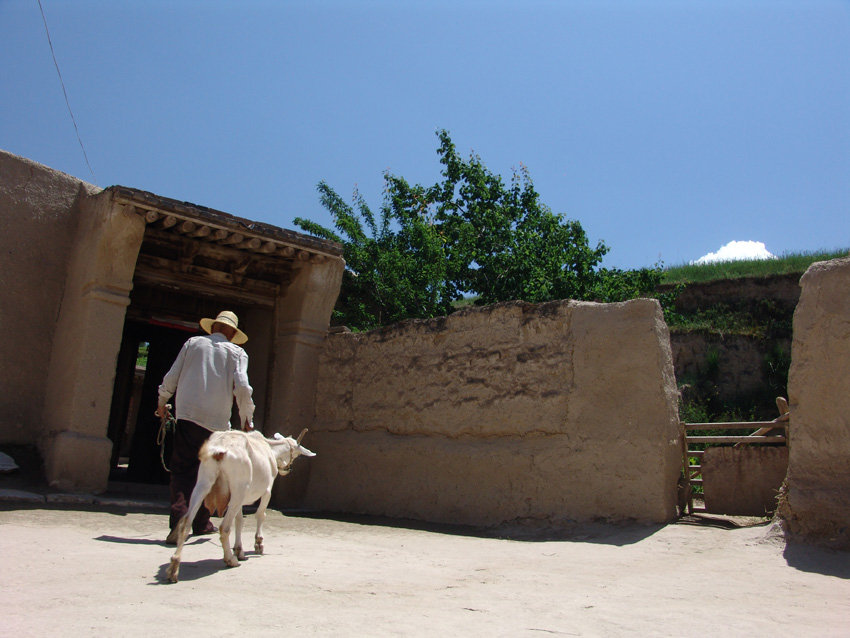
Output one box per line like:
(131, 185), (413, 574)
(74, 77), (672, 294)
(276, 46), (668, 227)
(169, 419), (215, 534)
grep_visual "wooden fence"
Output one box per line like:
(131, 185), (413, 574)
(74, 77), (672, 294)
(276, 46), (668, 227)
(681, 398), (790, 515)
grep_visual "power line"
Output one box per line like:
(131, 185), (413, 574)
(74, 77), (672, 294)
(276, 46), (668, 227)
(37, 0), (97, 185)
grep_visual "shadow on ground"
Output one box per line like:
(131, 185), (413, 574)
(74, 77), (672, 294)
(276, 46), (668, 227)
(287, 510), (666, 547)
(153, 557), (227, 584)
(783, 541), (850, 579)
(95, 534), (211, 547)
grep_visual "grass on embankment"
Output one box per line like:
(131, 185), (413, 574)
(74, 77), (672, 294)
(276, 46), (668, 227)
(661, 248), (848, 285)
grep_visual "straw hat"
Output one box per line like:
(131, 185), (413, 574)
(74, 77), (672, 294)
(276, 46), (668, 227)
(199, 310), (248, 345)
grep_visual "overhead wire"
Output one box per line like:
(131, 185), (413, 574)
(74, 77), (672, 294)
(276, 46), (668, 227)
(36, 0), (97, 185)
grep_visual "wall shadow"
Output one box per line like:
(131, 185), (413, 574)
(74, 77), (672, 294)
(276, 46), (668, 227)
(783, 541), (850, 579)
(285, 510), (664, 547)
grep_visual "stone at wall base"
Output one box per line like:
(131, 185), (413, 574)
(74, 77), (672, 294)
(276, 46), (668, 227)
(44, 431), (112, 493)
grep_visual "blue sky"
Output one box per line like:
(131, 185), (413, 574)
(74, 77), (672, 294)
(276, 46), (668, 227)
(2, 0), (848, 270)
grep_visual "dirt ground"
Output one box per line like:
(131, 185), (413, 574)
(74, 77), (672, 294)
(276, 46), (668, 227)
(1, 503), (848, 638)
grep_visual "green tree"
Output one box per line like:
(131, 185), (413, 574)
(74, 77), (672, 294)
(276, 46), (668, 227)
(295, 182), (456, 330)
(295, 129), (662, 331)
(423, 131), (610, 306)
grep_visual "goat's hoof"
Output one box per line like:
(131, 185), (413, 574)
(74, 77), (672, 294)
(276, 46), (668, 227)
(254, 543), (264, 555)
(224, 556), (240, 568)
(235, 547), (247, 561)
(166, 558), (180, 583)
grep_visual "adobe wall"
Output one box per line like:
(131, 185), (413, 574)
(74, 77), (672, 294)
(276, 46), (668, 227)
(779, 257), (850, 549)
(0, 150), (98, 445)
(702, 446), (788, 516)
(302, 298), (683, 528)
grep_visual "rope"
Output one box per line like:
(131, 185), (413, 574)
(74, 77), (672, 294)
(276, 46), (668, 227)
(157, 405), (176, 472)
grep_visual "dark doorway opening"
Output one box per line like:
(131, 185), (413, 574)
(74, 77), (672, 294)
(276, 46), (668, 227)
(107, 319), (198, 484)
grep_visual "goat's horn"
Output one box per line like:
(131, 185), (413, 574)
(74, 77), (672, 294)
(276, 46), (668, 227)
(295, 428), (308, 445)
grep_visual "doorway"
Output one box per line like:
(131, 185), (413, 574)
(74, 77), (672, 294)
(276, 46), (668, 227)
(107, 319), (198, 484)
(106, 278), (255, 485)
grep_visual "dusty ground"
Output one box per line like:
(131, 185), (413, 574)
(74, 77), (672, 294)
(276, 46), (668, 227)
(1, 502), (848, 638)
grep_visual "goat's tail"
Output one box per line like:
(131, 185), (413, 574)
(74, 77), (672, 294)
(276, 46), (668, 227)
(197, 441), (231, 517)
(199, 441), (230, 464)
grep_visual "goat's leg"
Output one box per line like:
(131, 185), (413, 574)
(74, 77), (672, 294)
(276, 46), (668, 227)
(254, 490), (272, 555)
(219, 513), (237, 567)
(166, 467), (215, 583)
(233, 508), (247, 561)
(219, 528), (237, 567)
(165, 515), (191, 582)
(219, 485), (247, 567)
(166, 465), (218, 582)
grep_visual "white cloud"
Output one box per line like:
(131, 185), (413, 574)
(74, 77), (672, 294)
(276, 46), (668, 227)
(692, 240), (776, 265)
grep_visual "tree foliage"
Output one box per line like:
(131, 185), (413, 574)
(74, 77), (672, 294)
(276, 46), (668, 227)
(295, 130), (662, 331)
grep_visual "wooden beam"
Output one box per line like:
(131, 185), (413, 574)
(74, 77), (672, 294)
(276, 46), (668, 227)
(683, 421), (787, 431)
(297, 250), (310, 261)
(178, 242), (200, 273)
(236, 237), (262, 251)
(231, 256), (253, 275)
(175, 220), (196, 234)
(157, 215), (177, 230)
(144, 210), (159, 224)
(277, 246), (295, 258)
(218, 233), (244, 246)
(256, 241), (277, 254)
(134, 255), (280, 305)
(205, 229), (229, 242)
(189, 225), (211, 239)
(686, 435), (786, 444)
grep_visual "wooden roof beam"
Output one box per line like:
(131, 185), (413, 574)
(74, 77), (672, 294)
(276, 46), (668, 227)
(218, 233), (244, 246)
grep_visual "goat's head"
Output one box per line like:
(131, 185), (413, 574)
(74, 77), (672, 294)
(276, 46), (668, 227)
(270, 428), (315, 475)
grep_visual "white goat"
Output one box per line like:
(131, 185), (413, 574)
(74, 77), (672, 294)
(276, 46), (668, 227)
(166, 428), (315, 583)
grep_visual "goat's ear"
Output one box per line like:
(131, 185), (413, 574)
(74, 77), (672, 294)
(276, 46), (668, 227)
(298, 445), (316, 457)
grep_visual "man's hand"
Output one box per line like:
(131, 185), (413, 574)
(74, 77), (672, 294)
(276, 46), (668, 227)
(155, 405), (167, 419)
(243, 420), (254, 432)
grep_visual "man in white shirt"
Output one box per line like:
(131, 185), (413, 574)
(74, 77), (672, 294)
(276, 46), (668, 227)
(156, 310), (255, 544)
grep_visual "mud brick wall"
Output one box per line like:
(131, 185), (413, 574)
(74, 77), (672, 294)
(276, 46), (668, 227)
(702, 446), (789, 516)
(301, 298), (682, 527)
(780, 257), (850, 549)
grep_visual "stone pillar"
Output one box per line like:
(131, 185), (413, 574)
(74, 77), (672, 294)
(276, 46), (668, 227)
(268, 257), (343, 505)
(779, 257), (850, 549)
(42, 193), (146, 492)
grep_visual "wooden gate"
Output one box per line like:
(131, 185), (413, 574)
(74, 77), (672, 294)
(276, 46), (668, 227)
(681, 398), (790, 516)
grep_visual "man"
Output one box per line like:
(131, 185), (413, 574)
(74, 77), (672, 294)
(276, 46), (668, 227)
(156, 310), (255, 544)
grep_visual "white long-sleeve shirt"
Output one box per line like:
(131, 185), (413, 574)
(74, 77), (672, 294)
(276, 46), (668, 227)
(157, 332), (255, 431)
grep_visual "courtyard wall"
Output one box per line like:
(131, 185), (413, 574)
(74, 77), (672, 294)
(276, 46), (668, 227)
(0, 151), (98, 445)
(780, 257), (850, 549)
(302, 298), (683, 527)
